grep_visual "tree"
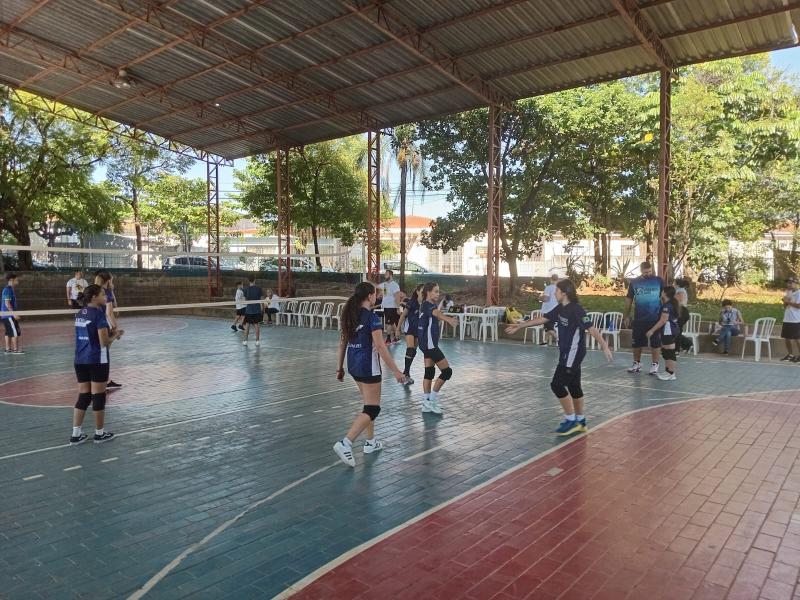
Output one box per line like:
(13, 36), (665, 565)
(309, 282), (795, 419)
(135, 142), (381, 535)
(141, 174), (240, 251)
(388, 124), (424, 288)
(0, 89), (118, 269)
(418, 101), (588, 291)
(234, 137), (368, 271)
(105, 137), (193, 268)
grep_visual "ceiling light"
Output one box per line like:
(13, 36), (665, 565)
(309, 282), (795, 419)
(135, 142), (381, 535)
(112, 68), (135, 89)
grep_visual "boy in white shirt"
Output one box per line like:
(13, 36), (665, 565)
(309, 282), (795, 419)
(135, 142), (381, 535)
(66, 270), (89, 309)
(540, 274), (559, 345)
(780, 277), (800, 362)
(265, 289), (281, 325)
(232, 281), (245, 332)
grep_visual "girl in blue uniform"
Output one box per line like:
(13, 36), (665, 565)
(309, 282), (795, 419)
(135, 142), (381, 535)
(334, 282), (404, 468)
(94, 270), (122, 389)
(70, 284), (124, 445)
(417, 282), (458, 415)
(507, 279), (613, 436)
(646, 286), (680, 381)
(397, 284), (423, 386)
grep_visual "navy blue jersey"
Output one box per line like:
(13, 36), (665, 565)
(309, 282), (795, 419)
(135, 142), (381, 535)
(105, 288), (114, 304)
(347, 307), (383, 378)
(1, 285), (16, 319)
(244, 285), (263, 314)
(659, 302), (679, 337)
(418, 300), (440, 350)
(543, 302), (593, 368)
(75, 306), (110, 365)
(626, 275), (664, 323)
(402, 297), (420, 335)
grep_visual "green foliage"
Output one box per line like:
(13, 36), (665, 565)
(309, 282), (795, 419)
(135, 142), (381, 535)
(0, 89), (120, 267)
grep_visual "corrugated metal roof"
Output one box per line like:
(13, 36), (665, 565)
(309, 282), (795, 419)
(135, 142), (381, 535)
(0, 0), (797, 160)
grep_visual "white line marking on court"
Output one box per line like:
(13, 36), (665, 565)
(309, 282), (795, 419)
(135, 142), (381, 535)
(546, 467), (563, 477)
(402, 445), (444, 461)
(196, 436), (210, 441)
(292, 414), (304, 418)
(101, 457), (119, 463)
(271, 393), (759, 600)
(135, 450), (152, 455)
(313, 409), (324, 413)
(330, 405), (341, 408)
(247, 424), (260, 429)
(22, 474), (44, 481)
(167, 443), (182, 448)
(63, 465), (82, 472)
(222, 430), (236, 435)
(128, 462), (338, 600)
(0, 386), (355, 462)
(272, 419), (283, 423)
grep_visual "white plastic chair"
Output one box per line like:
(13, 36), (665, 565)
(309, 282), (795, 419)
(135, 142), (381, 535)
(314, 302), (334, 330)
(586, 311), (604, 349)
(523, 310), (543, 345)
(741, 317), (776, 362)
(302, 301), (321, 328)
(331, 302), (344, 330)
(682, 312), (702, 356)
(464, 305), (483, 339)
(479, 307), (503, 342)
(279, 300), (297, 326)
(290, 301), (308, 327)
(601, 311), (623, 351)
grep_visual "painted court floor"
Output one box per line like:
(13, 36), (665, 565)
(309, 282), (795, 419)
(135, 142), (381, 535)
(1, 316), (799, 599)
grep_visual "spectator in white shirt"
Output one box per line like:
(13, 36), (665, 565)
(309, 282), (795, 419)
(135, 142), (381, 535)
(780, 277), (800, 362)
(378, 270), (401, 344)
(66, 270), (89, 309)
(540, 274), (559, 345)
(265, 289), (281, 325)
(232, 281), (245, 332)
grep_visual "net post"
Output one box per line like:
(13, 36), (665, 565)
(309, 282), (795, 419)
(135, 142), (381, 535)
(486, 105), (502, 306)
(276, 146), (292, 296)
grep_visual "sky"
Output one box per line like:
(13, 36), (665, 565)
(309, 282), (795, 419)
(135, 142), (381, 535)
(183, 47), (800, 221)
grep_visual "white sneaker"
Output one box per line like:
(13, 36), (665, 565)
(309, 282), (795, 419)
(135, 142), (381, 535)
(242, 340), (248, 346)
(363, 440), (383, 454)
(421, 400), (433, 413)
(255, 341), (260, 347)
(627, 363), (641, 373)
(649, 364), (659, 376)
(657, 372), (676, 381)
(403, 375), (414, 385)
(333, 440), (355, 467)
(430, 398), (443, 415)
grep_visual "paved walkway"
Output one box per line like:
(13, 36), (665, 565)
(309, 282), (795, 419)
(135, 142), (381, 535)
(1, 316), (798, 599)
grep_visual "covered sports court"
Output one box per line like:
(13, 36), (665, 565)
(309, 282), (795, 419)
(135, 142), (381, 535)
(1, 0), (800, 598)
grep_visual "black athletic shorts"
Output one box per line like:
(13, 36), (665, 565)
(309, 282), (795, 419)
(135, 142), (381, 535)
(551, 364), (583, 399)
(661, 334), (676, 347)
(244, 313), (264, 324)
(422, 347), (446, 363)
(235, 308), (246, 316)
(2, 318), (20, 338)
(75, 363), (110, 384)
(632, 321), (661, 348)
(782, 322), (800, 340)
(351, 374), (382, 384)
(383, 308), (399, 326)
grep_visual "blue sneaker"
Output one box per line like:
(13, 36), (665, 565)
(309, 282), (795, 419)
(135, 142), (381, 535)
(577, 418), (587, 432)
(555, 419), (581, 436)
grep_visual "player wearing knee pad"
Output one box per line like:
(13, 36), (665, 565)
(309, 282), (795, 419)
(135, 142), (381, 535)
(417, 282), (458, 416)
(646, 286), (680, 381)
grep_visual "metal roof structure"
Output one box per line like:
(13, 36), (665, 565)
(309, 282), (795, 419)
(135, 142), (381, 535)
(0, 0), (798, 161)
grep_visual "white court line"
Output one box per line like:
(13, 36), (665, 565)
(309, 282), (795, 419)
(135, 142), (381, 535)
(272, 419), (284, 423)
(167, 443), (182, 448)
(0, 386), (355, 462)
(222, 430), (236, 435)
(135, 450), (153, 455)
(271, 392), (786, 599)
(248, 425), (261, 429)
(402, 445), (445, 462)
(63, 465), (82, 472)
(101, 457), (119, 463)
(127, 462), (339, 600)
(292, 414), (304, 418)
(196, 436), (210, 441)
(22, 474), (44, 481)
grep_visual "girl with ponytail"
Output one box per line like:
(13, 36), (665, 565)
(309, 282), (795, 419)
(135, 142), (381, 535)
(646, 286), (680, 381)
(333, 281), (404, 468)
(506, 278), (613, 436)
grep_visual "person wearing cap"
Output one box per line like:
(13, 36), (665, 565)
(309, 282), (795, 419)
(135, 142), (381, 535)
(781, 276), (800, 362)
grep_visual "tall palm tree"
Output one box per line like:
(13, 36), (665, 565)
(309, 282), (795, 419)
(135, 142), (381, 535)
(388, 125), (424, 289)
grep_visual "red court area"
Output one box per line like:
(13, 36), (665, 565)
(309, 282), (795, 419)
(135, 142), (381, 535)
(292, 393), (800, 600)
(0, 364), (249, 407)
(15, 316), (188, 347)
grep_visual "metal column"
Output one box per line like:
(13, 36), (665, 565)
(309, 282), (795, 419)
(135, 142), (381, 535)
(206, 158), (221, 298)
(276, 146), (292, 297)
(367, 130), (381, 282)
(657, 69), (672, 280)
(486, 105), (502, 306)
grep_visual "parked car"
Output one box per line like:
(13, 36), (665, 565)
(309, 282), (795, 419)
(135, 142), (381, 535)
(259, 257), (336, 272)
(163, 256), (234, 271)
(382, 260), (432, 275)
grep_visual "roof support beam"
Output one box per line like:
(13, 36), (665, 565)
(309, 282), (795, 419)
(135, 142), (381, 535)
(0, 0), (53, 39)
(610, 0), (673, 71)
(339, 0), (512, 109)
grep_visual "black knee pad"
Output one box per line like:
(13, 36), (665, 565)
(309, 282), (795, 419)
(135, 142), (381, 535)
(424, 366), (435, 380)
(91, 393), (106, 412)
(405, 347), (417, 360)
(75, 392), (92, 410)
(662, 348), (677, 361)
(362, 405), (381, 421)
(438, 367), (453, 381)
(550, 381), (569, 398)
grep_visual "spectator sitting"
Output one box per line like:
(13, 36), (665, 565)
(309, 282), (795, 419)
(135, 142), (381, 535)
(66, 270), (89, 309)
(265, 289), (281, 325)
(438, 294), (454, 312)
(712, 299), (744, 355)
